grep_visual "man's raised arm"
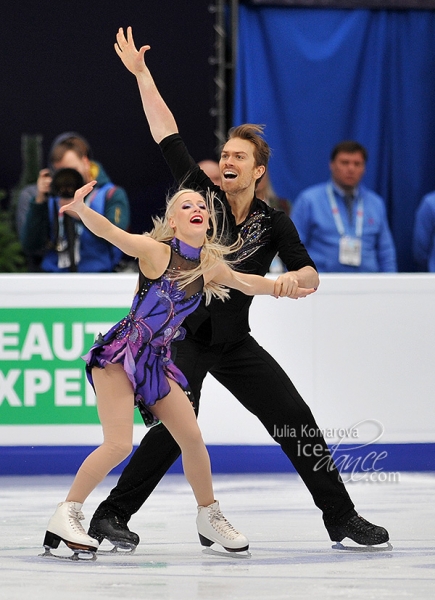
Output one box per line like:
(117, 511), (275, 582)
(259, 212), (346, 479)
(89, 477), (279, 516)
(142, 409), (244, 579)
(115, 26), (177, 144)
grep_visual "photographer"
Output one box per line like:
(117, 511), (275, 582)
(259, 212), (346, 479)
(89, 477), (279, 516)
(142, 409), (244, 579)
(21, 132), (130, 272)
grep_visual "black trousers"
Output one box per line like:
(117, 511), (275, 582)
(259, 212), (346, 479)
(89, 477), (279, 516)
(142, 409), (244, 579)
(93, 334), (355, 528)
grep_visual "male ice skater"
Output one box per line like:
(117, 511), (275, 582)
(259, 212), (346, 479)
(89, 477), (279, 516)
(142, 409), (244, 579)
(88, 27), (389, 551)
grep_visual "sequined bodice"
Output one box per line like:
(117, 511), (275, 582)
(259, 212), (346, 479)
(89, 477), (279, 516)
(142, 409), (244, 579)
(115, 238), (203, 352)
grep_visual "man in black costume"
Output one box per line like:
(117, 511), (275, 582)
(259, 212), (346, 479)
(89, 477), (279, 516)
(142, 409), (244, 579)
(88, 27), (389, 550)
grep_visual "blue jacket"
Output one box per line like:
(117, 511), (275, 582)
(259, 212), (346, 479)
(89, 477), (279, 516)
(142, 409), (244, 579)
(292, 181), (397, 273)
(21, 162), (130, 272)
(413, 191), (435, 272)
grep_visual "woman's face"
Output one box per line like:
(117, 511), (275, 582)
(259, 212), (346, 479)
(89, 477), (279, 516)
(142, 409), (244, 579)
(169, 192), (210, 242)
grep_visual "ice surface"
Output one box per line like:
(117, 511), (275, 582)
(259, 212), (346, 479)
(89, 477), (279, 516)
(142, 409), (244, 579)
(1, 473), (434, 600)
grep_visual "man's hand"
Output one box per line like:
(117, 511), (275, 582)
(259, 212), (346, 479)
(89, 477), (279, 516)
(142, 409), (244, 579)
(273, 271), (317, 299)
(35, 169), (52, 204)
(115, 26), (150, 77)
(114, 25), (179, 144)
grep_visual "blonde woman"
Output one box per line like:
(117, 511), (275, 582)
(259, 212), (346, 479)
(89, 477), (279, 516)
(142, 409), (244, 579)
(43, 181), (315, 559)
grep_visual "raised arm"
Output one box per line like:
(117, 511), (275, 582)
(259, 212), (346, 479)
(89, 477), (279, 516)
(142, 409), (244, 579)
(114, 26), (177, 143)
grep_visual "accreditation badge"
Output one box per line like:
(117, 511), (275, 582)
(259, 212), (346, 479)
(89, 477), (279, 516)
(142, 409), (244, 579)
(339, 236), (362, 266)
(57, 238), (81, 269)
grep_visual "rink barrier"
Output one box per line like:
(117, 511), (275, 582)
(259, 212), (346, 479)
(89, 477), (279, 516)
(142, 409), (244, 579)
(2, 274), (435, 472)
(1, 443), (434, 476)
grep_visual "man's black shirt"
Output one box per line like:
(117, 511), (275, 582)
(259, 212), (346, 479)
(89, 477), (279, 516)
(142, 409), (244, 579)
(159, 133), (316, 345)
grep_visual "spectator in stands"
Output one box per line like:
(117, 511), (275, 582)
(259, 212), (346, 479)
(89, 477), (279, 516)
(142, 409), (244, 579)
(291, 141), (397, 273)
(413, 191), (435, 271)
(256, 172), (291, 217)
(21, 132), (130, 272)
(197, 160), (221, 186)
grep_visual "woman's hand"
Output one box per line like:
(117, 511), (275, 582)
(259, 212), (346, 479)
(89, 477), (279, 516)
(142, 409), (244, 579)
(273, 270), (318, 299)
(59, 180), (97, 215)
(278, 285), (317, 299)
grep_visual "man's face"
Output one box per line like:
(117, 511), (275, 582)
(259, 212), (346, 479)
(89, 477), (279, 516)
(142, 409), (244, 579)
(219, 138), (265, 195)
(52, 149), (91, 183)
(330, 151), (366, 192)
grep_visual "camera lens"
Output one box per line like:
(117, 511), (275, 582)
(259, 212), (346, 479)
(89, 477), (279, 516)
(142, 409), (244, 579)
(50, 168), (84, 199)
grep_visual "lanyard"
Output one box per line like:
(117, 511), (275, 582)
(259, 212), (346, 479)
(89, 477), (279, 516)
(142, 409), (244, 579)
(326, 183), (364, 238)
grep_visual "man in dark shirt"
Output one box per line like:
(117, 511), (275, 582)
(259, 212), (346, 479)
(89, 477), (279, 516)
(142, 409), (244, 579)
(88, 27), (389, 550)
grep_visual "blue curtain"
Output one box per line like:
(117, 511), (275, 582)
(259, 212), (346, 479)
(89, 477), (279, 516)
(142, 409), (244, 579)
(234, 6), (435, 271)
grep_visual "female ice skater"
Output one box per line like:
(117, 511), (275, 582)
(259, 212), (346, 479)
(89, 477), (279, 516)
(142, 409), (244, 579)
(42, 180), (316, 559)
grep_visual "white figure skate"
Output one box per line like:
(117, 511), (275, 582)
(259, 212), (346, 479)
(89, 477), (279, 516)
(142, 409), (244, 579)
(40, 501), (99, 561)
(196, 500), (249, 555)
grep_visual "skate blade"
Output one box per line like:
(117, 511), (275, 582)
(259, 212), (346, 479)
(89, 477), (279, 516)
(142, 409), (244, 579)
(332, 541), (394, 552)
(202, 546), (251, 559)
(39, 546), (97, 561)
(97, 544), (136, 555)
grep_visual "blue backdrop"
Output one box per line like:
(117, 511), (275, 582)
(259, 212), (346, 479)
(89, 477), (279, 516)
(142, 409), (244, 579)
(234, 6), (435, 271)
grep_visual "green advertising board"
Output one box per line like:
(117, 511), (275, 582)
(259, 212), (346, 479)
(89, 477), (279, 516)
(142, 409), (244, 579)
(0, 307), (144, 424)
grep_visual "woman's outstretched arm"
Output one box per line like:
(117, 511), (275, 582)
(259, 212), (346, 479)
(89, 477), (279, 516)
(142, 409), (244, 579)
(206, 262), (317, 299)
(59, 181), (166, 268)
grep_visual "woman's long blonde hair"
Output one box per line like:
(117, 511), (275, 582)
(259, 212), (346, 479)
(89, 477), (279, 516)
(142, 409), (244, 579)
(147, 188), (242, 304)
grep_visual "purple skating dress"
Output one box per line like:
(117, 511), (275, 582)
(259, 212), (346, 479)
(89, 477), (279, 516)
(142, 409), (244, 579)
(83, 237), (203, 426)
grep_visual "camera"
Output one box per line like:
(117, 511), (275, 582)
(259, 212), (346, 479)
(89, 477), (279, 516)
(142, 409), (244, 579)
(50, 168), (84, 199)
